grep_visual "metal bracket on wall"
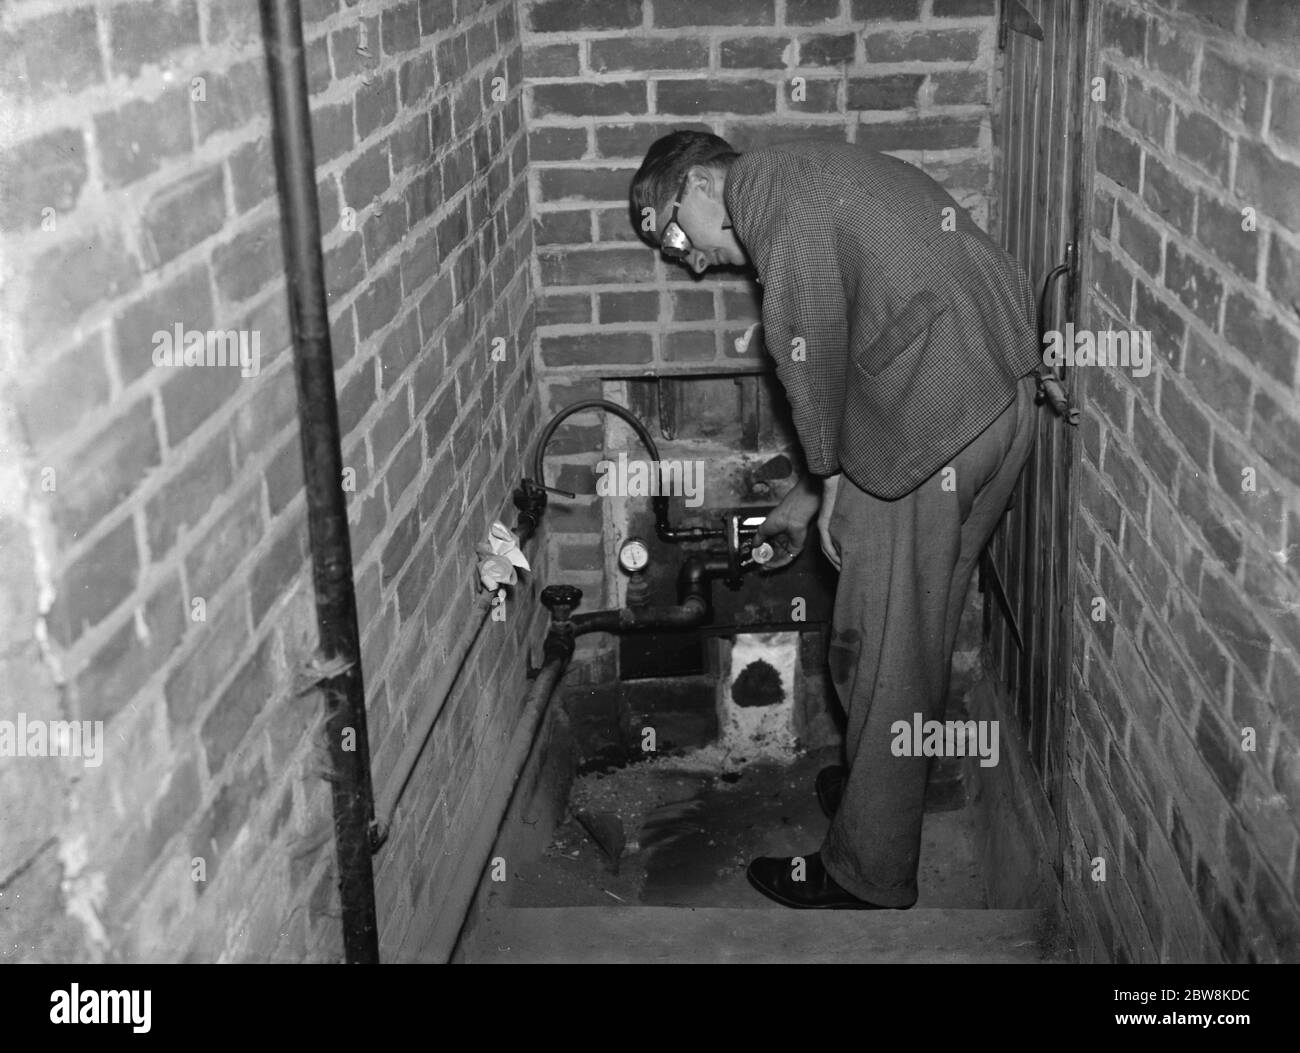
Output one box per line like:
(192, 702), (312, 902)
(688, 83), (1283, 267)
(998, 0), (1044, 49)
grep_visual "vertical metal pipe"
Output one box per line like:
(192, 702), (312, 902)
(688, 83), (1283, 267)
(260, 0), (379, 964)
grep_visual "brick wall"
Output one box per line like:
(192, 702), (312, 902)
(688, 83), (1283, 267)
(0, 0), (539, 962)
(1067, 0), (1300, 962)
(520, 0), (1002, 676)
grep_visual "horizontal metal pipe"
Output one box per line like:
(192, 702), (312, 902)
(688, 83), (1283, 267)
(421, 647), (573, 962)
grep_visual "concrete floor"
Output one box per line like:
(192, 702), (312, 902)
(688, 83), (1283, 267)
(487, 746), (986, 912)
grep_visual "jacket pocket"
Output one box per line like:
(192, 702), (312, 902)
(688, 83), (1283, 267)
(853, 289), (945, 379)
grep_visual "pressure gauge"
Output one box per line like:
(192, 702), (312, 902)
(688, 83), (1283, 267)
(618, 537), (650, 573)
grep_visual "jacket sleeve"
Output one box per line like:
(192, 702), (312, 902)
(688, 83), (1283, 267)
(740, 154), (850, 477)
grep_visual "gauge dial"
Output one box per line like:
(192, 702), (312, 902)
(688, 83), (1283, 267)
(618, 537), (650, 572)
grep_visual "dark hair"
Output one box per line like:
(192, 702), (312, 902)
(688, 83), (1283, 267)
(629, 131), (740, 246)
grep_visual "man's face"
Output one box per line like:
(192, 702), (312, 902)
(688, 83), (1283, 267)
(658, 165), (749, 274)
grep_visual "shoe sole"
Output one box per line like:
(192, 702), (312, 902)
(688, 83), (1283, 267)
(744, 867), (895, 910)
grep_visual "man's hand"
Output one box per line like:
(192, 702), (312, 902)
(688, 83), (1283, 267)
(817, 473), (842, 571)
(755, 476), (821, 570)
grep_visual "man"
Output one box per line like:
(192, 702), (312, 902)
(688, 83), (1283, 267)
(630, 132), (1041, 910)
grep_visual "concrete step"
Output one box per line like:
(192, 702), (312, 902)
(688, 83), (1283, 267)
(464, 905), (1061, 963)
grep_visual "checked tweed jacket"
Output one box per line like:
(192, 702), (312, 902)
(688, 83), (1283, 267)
(723, 140), (1042, 499)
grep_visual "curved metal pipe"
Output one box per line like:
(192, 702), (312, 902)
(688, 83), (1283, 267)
(529, 398), (724, 543)
(568, 554), (731, 636)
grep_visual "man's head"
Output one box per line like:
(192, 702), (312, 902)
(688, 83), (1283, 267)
(630, 131), (748, 274)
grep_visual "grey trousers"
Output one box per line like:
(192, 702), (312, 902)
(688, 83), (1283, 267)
(820, 373), (1039, 907)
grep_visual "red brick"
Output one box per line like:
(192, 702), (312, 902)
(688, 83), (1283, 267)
(1266, 232), (1300, 317)
(25, 226), (141, 345)
(16, 334), (111, 450)
(386, 432), (424, 509)
(1183, 330), (1252, 431)
(718, 36), (792, 68)
(338, 362), (378, 439)
(538, 167), (636, 204)
(143, 166), (226, 268)
(357, 268), (403, 341)
(73, 573), (186, 723)
(857, 117), (981, 152)
(801, 33), (857, 65)
(529, 127), (586, 162)
(1164, 243), (1223, 327)
(650, 0), (769, 26)
(107, 0), (200, 78)
(146, 432), (235, 557)
(2, 128), (87, 231)
(1251, 387), (1300, 487)
(1198, 50), (1266, 132)
(658, 79), (775, 116)
(1244, 0), (1300, 50)
(1102, 5), (1147, 59)
(600, 291), (658, 323)
(540, 331), (652, 366)
(789, 0), (844, 20)
(213, 215), (283, 304)
(330, 17), (380, 81)
(532, 82), (647, 118)
(398, 52), (437, 107)
(539, 246), (656, 287)
(363, 197), (409, 267)
(115, 267), (214, 383)
(1123, 78), (1170, 145)
(381, 0), (421, 54)
(0, 9), (102, 96)
(590, 39), (710, 73)
(1142, 153), (1195, 236)
(1099, 124), (1141, 191)
(847, 74), (924, 110)
(356, 71), (399, 141)
(1146, 20), (1195, 85)
(160, 364), (243, 447)
(664, 330), (716, 361)
(930, 70), (987, 105)
(537, 292), (592, 326)
(1222, 291), (1298, 385)
(853, 0), (921, 19)
(523, 43), (580, 78)
(325, 235), (365, 299)
(51, 402), (160, 542)
(1175, 470), (1242, 575)
(1183, 106), (1236, 178)
(200, 637), (276, 776)
(185, 488), (263, 599)
(311, 99), (354, 164)
(1236, 140), (1300, 234)
(47, 518), (139, 647)
(96, 87), (192, 187)
(863, 28), (981, 62)
(193, 59), (268, 143)
(1117, 200), (1161, 276)
(1196, 193), (1259, 281)
(343, 141), (392, 207)
(250, 523), (308, 626)
(229, 136), (277, 214)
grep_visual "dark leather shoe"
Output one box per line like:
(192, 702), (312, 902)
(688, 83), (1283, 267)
(746, 851), (902, 909)
(815, 765), (845, 818)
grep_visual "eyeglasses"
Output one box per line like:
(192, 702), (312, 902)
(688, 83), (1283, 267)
(659, 173), (693, 260)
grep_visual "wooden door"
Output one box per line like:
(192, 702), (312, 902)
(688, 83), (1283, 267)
(985, 0), (1090, 824)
